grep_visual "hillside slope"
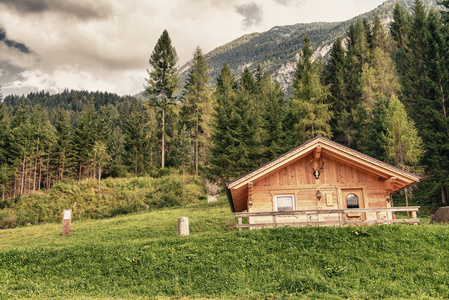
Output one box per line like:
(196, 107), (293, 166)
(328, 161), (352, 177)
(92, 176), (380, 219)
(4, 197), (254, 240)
(180, 0), (438, 92)
(0, 200), (448, 299)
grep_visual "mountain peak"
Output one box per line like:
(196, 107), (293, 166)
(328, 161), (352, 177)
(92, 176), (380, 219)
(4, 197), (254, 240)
(180, 0), (438, 93)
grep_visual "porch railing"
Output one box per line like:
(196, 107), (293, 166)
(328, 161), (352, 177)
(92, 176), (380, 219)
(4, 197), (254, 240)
(234, 206), (420, 230)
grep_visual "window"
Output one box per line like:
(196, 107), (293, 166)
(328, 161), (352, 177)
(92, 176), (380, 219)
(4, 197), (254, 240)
(346, 193), (359, 208)
(275, 195), (295, 211)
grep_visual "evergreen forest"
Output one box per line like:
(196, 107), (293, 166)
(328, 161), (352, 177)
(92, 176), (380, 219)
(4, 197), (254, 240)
(1, 0), (449, 213)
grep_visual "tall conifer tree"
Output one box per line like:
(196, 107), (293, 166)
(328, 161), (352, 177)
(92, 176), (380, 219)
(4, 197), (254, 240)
(291, 35), (332, 142)
(181, 46), (213, 176)
(420, 7), (449, 204)
(54, 107), (73, 181)
(73, 101), (108, 179)
(0, 101), (10, 199)
(124, 105), (152, 177)
(146, 30), (179, 169)
(360, 14), (400, 156)
(29, 105), (56, 191)
(233, 69), (258, 172)
(403, 0), (428, 122)
(259, 71), (287, 162)
(209, 62), (238, 182)
(390, 2), (411, 101)
(9, 102), (33, 196)
(384, 95), (424, 208)
(326, 37), (351, 146)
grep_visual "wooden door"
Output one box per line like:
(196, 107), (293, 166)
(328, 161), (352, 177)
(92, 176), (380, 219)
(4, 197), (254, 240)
(342, 189), (365, 220)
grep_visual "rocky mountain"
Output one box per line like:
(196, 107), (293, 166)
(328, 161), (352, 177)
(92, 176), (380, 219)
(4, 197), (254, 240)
(179, 0), (438, 93)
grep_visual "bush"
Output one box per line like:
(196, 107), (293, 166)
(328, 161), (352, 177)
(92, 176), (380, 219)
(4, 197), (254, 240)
(147, 175), (195, 208)
(0, 210), (17, 229)
(0, 173), (206, 228)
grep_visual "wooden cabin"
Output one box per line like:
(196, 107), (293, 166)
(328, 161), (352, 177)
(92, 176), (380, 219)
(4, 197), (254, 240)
(226, 136), (422, 229)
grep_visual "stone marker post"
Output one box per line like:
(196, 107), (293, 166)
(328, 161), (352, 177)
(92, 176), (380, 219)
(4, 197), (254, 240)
(177, 217), (189, 236)
(62, 209), (72, 236)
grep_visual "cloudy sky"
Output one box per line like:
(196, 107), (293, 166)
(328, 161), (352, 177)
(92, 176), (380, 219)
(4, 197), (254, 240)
(0, 0), (386, 97)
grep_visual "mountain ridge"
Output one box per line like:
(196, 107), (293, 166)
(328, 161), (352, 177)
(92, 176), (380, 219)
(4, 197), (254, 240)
(180, 0), (438, 92)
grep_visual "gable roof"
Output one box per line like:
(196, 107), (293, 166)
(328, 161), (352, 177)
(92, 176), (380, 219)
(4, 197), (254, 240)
(226, 136), (422, 212)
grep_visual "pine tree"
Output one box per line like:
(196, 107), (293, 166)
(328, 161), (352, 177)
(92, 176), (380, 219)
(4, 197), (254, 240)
(0, 102), (9, 166)
(403, 0), (428, 122)
(177, 124), (193, 183)
(73, 101), (108, 179)
(365, 97), (388, 160)
(108, 126), (125, 177)
(359, 17), (400, 154)
(259, 71), (287, 162)
(384, 95), (423, 171)
(123, 105), (151, 177)
(371, 14), (388, 52)
(9, 102), (33, 196)
(0, 101), (11, 199)
(240, 67), (256, 93)
(239, 67), (261, 164)
(233, 71), (258, 173)
(346, 18), (370, 101)
(391, 2), (410, 50)
(254, 64), (268, 162)
(360, 45), (400, 118)
(390, 2), (411, 107)
(29, 105), (56, 191)
(181, 46), (213, 176)
(146, 30), (179, 169)
(419, 7), (449, 205)
(384, 95), (424, 209)
(209, 62), (238, 182)
(424, 8), (448, 120)
(92, 141), (110, 191)
(291, 35), (332, 142)
(54, 107), (73, 181)
(326, 37), (350, 145)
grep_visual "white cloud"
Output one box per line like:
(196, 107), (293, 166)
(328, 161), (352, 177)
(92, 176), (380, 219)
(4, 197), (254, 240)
(7, 67), (146, 95)
(0, 0), (386, 97)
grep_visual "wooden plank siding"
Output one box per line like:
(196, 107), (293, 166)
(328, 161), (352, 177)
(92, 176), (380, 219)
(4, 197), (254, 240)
(249, 154), (391, 225)
(253, 155), (381, 188)
(227, 136), (422, 227)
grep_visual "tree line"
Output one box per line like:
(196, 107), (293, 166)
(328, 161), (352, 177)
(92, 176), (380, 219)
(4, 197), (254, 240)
(0, 0), (447, 206)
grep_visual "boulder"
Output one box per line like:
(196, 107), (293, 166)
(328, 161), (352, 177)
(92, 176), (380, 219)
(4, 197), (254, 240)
(431, 207), (449, 223)
(206, 180), (220, 203)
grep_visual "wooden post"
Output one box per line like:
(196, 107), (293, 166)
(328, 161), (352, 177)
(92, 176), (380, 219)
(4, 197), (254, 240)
(411, 211), (418, 225)
(62, 209), (72, 237)
(177, 217), (189, 236)
(238, 217), (242, 230)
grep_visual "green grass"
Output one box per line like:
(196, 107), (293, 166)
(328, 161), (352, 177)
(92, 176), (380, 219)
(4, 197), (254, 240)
(1, 195), (449, 299)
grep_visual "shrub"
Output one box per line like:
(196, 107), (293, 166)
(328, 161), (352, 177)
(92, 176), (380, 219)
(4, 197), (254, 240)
(0, 173), (206, 228)
(0, 210), (17, 229)
(147, 175), (194, 208)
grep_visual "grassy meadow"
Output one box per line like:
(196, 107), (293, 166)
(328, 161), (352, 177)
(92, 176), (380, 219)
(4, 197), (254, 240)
(1, 189), (449, 299)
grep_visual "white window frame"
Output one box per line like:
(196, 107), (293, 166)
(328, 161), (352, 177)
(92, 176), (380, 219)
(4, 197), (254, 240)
(275, 194), (295, 211)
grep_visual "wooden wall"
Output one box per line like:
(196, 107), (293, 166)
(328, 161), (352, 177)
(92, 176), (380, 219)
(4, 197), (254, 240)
(249, 153), (389, 224)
